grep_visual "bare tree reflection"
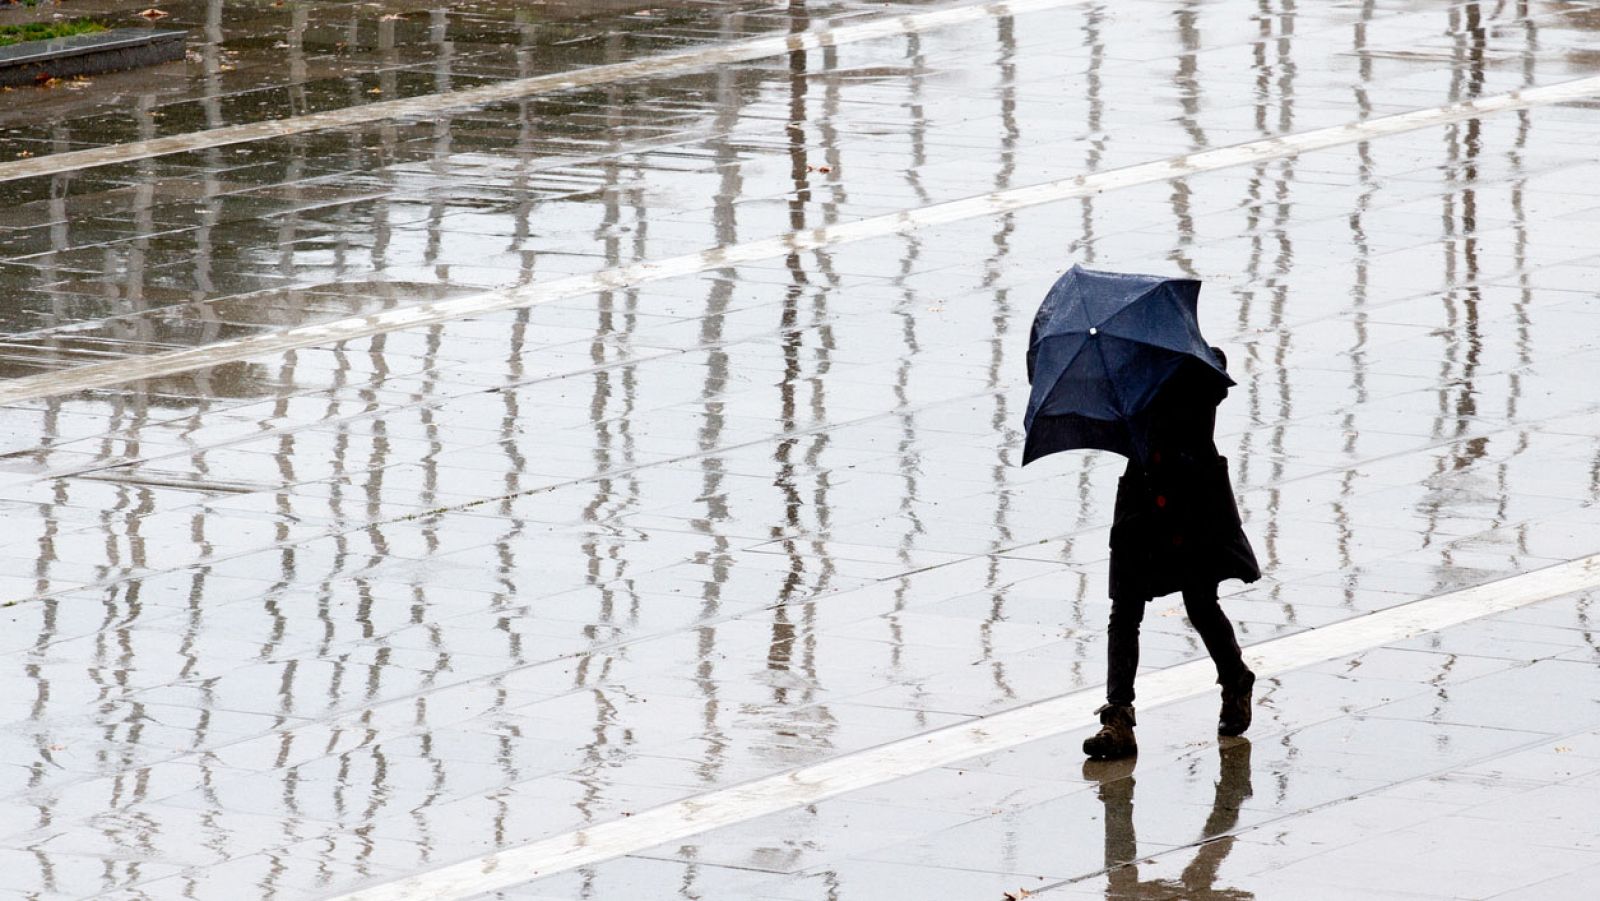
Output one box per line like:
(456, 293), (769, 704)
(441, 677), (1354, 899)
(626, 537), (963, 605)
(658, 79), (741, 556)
(976, 11), (1021, 705)
(765, 0), (835, 737)
(1422, 1), (1491, 580)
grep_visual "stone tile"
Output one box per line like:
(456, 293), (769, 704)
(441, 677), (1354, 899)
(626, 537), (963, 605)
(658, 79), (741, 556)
(632, 799), (978, 875)
(1255, 821), (1600, 900)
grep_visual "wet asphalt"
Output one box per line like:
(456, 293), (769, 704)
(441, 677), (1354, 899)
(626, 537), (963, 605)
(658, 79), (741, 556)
(3, 0), (1600, 898)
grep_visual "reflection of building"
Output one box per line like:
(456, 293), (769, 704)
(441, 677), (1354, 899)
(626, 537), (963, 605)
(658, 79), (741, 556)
(1085, 739), (1255, 900)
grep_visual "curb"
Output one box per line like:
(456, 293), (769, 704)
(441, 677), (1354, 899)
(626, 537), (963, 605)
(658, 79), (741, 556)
(0, 27), (185, 87)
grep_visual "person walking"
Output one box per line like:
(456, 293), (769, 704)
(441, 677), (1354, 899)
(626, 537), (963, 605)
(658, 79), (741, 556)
(1021, 266), (1260, 760)
(1081, 348), (1260, 759)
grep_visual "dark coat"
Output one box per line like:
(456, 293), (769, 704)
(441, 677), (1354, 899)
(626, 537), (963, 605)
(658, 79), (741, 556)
(1108, 361), (1260, 600)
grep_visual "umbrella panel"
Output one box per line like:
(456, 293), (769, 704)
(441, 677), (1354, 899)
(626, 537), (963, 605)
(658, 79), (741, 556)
(1032, 335), (1192, 422)
(1093, 283), (1213, 359)
(1021, 412), (1135, 463)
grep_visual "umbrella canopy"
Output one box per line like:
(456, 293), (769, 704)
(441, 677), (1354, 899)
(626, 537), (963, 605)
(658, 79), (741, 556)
(1023, 265), (1230, 464)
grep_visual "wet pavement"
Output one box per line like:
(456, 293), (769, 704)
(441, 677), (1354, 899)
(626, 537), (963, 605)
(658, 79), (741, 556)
(3, 0), (1600, 898)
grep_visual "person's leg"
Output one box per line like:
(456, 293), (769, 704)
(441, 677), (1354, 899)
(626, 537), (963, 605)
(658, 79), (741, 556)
(1085, 593), (1145, 759)
(1106, 592), (1147, 706)
(1182, 583), (1255, 736)
(1180, 583), (1244, 682)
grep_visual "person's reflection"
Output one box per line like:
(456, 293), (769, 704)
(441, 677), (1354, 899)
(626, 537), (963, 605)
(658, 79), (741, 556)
(1083, 738), (1255, 900)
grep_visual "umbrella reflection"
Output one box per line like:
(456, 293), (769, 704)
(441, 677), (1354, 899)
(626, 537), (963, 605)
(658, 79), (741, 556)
(1083, 739), (1255, 900)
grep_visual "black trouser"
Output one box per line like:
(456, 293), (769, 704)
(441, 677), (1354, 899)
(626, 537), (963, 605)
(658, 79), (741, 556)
(1106, 582), (1245, 707)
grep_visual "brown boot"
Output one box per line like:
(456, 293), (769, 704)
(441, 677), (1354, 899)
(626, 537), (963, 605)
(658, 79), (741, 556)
(1083, 703), (1137, 759)
(1218, 668), (1255, 737)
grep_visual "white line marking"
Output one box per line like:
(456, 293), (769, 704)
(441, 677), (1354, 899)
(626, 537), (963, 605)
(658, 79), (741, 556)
(327, 554), (1600, 901)
(0, 0), (1091, 185)
(5, 74), (1600, 408)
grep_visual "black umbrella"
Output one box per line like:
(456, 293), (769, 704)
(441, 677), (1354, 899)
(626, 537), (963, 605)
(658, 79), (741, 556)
(1023, 265), (1231, 465)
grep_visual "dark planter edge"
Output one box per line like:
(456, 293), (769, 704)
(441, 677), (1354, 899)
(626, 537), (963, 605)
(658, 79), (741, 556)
(0, 28), (185, 87)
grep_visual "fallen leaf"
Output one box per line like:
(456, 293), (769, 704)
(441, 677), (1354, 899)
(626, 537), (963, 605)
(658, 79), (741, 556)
(138, 8), (170, 19)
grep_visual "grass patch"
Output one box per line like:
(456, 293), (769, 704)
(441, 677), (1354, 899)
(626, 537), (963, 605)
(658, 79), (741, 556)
(0, 19), (108, 48)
